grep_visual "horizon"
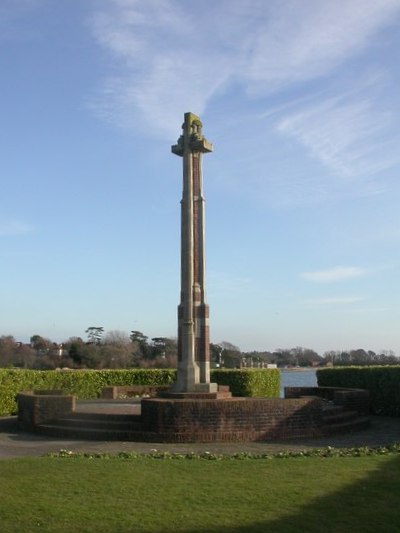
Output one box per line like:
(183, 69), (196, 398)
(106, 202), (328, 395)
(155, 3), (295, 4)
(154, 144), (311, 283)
(1, 1), (400, 355)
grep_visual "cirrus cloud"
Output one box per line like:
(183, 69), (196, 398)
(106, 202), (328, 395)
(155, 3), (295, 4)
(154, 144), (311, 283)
(301, 266), (366, 283)
(0, 220), (34, 236)
(306, 296), (363, 305)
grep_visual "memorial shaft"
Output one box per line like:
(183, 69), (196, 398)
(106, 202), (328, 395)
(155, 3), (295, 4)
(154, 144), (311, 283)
(171, 112), (217, 393)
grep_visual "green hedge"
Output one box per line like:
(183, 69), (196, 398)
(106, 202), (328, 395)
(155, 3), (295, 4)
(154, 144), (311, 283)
(0, 369), (176, 416)
(211, 369), (280, 398)
(317, 366), (400, 416)
(0, 368), (280, 416)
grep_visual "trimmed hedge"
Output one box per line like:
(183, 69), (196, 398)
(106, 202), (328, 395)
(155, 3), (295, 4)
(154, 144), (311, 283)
(0, 368), (280, 416)
(211, 369), (280, 398)
(0, 369), (176, 416)
(317, 366), (400, 416)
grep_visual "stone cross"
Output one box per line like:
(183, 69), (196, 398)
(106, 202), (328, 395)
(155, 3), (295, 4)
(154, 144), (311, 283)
(171, 112), (218, 393)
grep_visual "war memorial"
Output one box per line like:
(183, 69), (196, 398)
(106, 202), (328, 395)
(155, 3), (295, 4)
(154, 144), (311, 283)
(17, 113), (370, 442)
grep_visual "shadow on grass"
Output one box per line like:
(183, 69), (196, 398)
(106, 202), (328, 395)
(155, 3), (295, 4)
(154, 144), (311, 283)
(181, 454), (400, 533)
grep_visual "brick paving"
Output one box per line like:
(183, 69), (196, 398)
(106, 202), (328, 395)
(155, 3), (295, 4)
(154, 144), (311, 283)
(1, 415), (400, 459)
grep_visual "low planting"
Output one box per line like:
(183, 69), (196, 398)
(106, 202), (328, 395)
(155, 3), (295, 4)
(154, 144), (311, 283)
(51, 443), (400, 460)
(0, 368), (280, 416)
(1, 452), (400, 532)
(317, 366), (400, 416)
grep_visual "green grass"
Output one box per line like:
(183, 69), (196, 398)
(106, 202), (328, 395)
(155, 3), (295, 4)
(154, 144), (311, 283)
(1, 454), (400, 532)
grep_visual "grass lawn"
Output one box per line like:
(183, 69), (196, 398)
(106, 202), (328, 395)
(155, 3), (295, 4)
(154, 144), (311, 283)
(1, 453), (400, 532)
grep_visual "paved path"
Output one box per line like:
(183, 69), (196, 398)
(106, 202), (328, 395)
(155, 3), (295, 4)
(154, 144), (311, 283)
(1, 415), (400, 459)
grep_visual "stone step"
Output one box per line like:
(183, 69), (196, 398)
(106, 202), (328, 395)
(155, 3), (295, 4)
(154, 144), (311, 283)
(322, 416), (370, 435)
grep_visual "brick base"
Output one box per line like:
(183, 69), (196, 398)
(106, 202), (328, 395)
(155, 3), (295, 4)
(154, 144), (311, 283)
(141, 397), (324, 441)
(17, 386), (370, 442)
(17, 391), (75, 430)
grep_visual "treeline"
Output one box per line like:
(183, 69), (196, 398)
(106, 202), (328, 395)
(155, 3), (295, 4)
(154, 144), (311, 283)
(0, 329), (178, 370)
(0, 328), (398, 370)
(217, 343), (399, 368)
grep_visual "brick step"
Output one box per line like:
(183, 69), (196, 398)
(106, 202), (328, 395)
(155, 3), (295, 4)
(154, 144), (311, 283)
(67, 412), (141, 422)
(322, 410), (359, 425)
(36, 423), (158, 442)
(50, 416), (143, 431)
(321, 403), (343, 413)
(158, 391), (232, 399)
(322, 416), (370, 436)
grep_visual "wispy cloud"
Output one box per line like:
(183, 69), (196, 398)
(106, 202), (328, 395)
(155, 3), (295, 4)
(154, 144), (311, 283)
(306, 296), (363, 305)
(90, 0), (234, 136)
(276, 83), (400, 178)
(243, 0), (400, 92)
(0, 220), (34, 236)
(91, 0), (400, 179)
(301, 266), (366, 283)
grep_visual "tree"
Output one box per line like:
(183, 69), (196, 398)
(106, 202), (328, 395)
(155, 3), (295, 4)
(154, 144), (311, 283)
(150, 337), (177, 359)
(14, 343), (36, 369)
(210, 343), (223, 367)
(130, 331), (148, 345)
(101, 330), (134, 368)
(30, 334), (53, 354)
(242, 350), (274, 367)
(130, 330), (150, 359)
(85, 327), (104, 345)
(291, 347), (322, 367)
(64, 337), (100, 368)
(0, 335), (17, 367)
(218, 341), (242, 368)
(323, 351), (341, 365)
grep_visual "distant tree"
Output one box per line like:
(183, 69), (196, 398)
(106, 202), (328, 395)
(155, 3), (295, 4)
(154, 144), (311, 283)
(377, 350), (399, 365)
(210, 343), (223, 367)
(323, 351), (341, 365)
(0, 335), (17, 367)
(30, 334), (53, 354)
(130, 331), (148, 345)
(85, 327), (104, 345)
(242, 350), (274, 366)
(349, 349), (369, 365)
(101, 330), (134, 368)
(218, 341), (242, 368)
(130, 330), (150, 359)
(273, 349), (296, 367)
(66, 337), (86, 366)
(65, 337), (101, 368)
(14, 343), (36, 368)
(150, 337), (177, 360)
(292, 347), (321, 367)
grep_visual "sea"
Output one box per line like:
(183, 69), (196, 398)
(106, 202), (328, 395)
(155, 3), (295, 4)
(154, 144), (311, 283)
(280, 368), (317, 397)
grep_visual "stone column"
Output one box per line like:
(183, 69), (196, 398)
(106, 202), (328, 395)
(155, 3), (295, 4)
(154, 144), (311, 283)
(171, 112), (217, 393)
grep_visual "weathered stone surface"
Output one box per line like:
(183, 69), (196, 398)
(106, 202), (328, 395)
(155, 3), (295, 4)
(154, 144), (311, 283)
(172, 112), (217, 394)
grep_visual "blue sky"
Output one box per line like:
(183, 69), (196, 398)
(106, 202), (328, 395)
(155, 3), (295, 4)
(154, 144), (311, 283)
(1, 0), (400, 354)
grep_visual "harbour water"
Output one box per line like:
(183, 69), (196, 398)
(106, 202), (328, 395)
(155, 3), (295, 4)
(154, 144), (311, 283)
(280, 368), (317, 397)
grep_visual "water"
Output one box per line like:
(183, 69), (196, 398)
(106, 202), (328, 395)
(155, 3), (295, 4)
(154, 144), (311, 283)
(280, 369), (317, 397)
